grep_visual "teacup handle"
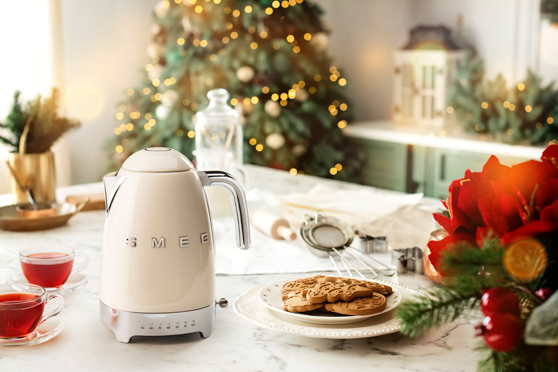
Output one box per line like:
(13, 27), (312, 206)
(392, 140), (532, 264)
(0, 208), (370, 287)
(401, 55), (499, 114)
(40, 294), (64, 325)
(71, 252), (90, 275)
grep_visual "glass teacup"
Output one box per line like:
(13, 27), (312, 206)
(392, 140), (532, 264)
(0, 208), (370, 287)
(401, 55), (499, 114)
(20, 244), (90, 288)
(0, 284), (64, 339)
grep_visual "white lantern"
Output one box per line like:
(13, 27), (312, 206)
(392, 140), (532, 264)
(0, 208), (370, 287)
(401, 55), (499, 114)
(393, 26), (466, 128)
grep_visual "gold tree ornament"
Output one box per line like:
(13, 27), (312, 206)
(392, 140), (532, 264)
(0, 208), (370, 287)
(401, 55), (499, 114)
(264, 100), (281, 118)
(265, 133), (285, 150)
(162, 90), (180, 107)
(236, 66), (255, 83)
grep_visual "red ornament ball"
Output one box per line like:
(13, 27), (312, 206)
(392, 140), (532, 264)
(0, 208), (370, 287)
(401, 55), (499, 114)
(481, 287), (520, 317)
(477, 314), (523, 352)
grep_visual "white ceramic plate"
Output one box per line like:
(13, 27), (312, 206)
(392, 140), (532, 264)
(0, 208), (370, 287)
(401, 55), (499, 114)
(0, 317), (63, 347)
(7, 272), (88, 295)
(258, 279), (402, 325)
(235, 280), (425, 339)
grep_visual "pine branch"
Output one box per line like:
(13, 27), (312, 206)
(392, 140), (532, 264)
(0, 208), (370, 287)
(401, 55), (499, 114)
(476, 343), (527, 372)
(397, 239), (512, 338)
(0, 135), (16, 147)
(441, 238), (507, 280)
(396, 285), (480, 337)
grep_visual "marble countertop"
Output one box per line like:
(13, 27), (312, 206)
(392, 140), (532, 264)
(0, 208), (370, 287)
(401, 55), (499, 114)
(343, 120), (545, 160)
(0, 166), (477, 372)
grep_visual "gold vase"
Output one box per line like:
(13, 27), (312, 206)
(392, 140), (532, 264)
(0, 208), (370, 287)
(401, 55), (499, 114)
(7, 151), (56, 204)
(423, 228), (449, 284)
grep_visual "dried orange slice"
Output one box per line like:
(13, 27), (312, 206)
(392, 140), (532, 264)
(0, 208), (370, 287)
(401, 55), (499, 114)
(504, 238), (548, 282)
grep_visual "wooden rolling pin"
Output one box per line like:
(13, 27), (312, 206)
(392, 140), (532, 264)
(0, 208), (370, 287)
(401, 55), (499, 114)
(250, 210), (296, 241)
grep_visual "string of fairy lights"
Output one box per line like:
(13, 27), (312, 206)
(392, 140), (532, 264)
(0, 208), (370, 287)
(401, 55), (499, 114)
(446, 81), (556, 139)
(114, 0), (350, 176)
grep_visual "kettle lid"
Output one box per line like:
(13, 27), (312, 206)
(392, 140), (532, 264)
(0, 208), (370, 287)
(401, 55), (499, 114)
(122, 147), (194, 172)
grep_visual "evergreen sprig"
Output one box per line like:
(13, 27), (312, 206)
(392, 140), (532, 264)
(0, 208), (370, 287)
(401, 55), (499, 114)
(396, 284), (480, 337)
(0, 88), (80, 153)
(477, 342), (558, 372)
(477, 343), (527, 372)
(397, 239), (508, 337)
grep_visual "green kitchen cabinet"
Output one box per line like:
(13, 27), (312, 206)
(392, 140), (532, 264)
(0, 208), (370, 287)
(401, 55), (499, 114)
(353, 139), (532, 198)
(355, 138), (408, 192)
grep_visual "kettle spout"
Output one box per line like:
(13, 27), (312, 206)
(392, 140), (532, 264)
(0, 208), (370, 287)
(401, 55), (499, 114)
(103, 172), (126, 216)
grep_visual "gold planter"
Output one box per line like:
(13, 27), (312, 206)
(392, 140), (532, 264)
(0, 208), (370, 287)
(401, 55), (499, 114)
(7, 151), (56, 204)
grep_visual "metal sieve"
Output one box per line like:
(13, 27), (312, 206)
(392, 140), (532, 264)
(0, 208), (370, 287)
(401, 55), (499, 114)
(300, 212), (395, 279)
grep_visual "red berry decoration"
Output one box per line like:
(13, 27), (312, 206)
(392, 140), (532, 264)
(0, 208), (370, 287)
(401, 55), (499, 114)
(475, 314), (523, 352)
(535, 288), (555, 302)
(481, 287), (520, 317)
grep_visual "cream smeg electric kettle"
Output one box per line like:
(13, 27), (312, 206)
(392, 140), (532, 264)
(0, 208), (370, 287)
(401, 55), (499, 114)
(100, 147), (250, 343)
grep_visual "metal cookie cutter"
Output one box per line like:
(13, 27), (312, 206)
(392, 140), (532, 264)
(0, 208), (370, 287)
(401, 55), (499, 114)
(391, 247), (423, 274)
(355, 230), (388, 254)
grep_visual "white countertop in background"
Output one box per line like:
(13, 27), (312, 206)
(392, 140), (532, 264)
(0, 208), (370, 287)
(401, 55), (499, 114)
(344, 120), (546, 160)
(0, 165), (476, 372)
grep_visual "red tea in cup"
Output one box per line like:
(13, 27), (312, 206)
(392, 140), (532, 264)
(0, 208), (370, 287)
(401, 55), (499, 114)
(0, 284), (64, 339)
(20, 245), (89, 288)
(0, 293), (45, 338)
(21, 253), (74, 288)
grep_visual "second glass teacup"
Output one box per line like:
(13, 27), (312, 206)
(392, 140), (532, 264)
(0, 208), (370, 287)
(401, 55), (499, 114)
(0, 284), (64, 340)
(19, 244), (89, 288)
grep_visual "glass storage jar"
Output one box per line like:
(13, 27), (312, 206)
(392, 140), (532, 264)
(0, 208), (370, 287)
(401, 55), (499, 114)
(194, 89), (245, 216)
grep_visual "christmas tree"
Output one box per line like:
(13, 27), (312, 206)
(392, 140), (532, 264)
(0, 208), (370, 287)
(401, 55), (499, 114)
(447, 52), (558, 145)
(104, 0), (361, 181)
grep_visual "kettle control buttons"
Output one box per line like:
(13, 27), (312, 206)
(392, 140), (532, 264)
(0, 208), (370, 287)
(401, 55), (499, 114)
(140, 323), (144, 330)
(149, 324), (153, 330)
(201, 233), (209, 244)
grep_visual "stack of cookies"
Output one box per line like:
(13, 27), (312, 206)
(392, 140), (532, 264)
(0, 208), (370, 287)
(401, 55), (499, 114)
(282, 275), (393, 316)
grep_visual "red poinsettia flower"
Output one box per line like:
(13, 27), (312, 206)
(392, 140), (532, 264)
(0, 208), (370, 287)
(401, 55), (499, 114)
(428, 144), (558, 276)
(541, 144), (558, 168)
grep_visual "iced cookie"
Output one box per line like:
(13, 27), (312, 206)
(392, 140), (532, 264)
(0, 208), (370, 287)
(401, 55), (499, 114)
(324, 293), (387, 316)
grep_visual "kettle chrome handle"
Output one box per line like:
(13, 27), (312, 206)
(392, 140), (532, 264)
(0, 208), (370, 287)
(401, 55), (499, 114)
(198, 171), (251, 250)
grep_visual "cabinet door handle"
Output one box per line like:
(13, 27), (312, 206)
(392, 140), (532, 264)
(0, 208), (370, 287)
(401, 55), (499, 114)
(440, 154), (446, 181)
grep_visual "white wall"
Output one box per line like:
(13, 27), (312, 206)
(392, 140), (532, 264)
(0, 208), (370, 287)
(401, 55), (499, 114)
(61, 0), (156, 184)
(410, 0), (540, 83)
(316, 0), (413, 121)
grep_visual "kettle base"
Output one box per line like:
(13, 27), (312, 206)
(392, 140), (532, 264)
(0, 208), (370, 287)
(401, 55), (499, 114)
(100, 301), (215, 343)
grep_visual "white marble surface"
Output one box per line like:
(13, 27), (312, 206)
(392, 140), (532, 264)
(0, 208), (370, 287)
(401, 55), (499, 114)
(344, 120), (545, 159)
(0, 166), (477, 371)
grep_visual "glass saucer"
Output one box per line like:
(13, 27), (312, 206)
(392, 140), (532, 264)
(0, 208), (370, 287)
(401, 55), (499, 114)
(7, 272), (88, 295)
(0, 317), (63, 347)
